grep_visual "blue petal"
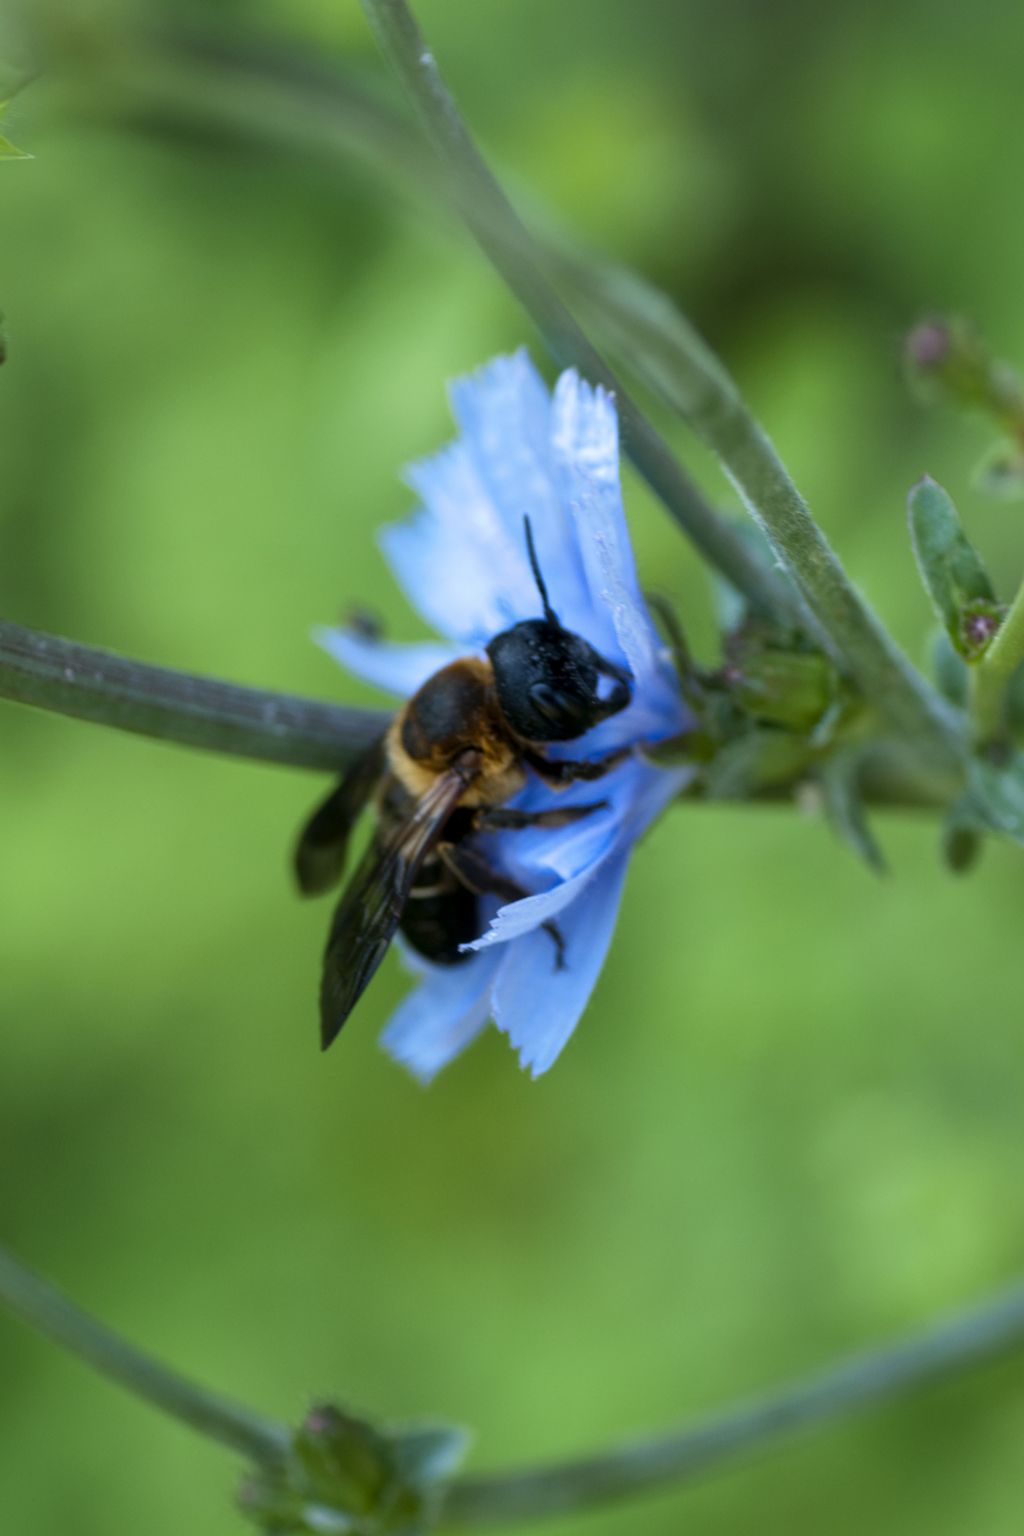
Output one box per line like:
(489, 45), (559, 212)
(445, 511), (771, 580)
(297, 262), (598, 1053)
(380, 945), (504, 1083)
(316, 626), (462, 698)
(550, 371), (685, 742)
(502, 756), (689, 884)
(448, 351), (596, 638)
(382, 440), (533, 647)
(464, 843), (618, 952)
(493, 845), (631, 1076)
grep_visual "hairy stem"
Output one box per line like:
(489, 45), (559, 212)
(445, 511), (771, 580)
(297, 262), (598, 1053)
(0, 1246), (289, 1466)
(443, 1280), (1024, 1525)
(971, 582), (1024, 745)
(592, 285), (966, 770)
(356, 0), (798, 627)
(0, 619), (388, 770)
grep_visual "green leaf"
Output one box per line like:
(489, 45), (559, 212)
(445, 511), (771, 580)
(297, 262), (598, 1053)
(0, 101), (29, 160)
(704, 728), (811, 799)
(941, 800), (984, 875)
(973, 439), (1024, 502)
(728, 643), (839, 732)
(392, 1423), (471, 1489)
(957, 755), (1024, 846)
(907, 477), (1001, 659)
(817, 751), (887, 874)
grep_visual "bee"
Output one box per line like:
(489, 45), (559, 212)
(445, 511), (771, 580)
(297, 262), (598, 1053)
(295, 517), (634, 1050)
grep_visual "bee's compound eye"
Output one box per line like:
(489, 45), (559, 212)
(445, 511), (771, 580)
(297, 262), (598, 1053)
(488, 618), (632, 742)
(528, 682), (589, 732)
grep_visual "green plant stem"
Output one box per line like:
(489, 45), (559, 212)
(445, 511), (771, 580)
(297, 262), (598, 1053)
(0, 619), (388, 770)
(70, 16), (965, 778)
(355, 0), (964, 784)
(443, 1280), (1024, 1525)
(970, 583), (1024, 744)
(6, 1241), (1024, 1527)
(0, 618), (956, 806)
(0, 1246), (289, 1466)
(572, 265), (966, 769)
(355, 0), (797, 629)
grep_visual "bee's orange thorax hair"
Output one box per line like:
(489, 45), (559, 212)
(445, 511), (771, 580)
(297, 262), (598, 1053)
(387, 656), (526, 809)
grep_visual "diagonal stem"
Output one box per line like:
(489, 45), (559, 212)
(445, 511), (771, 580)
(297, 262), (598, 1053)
(0, 1245), (289, 1466)
(357, 0), (800, 629)
(358, 0), (965, 783)
(0, 619), (388, 770)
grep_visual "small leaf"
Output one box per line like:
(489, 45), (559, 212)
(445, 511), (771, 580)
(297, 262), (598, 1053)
(941, 801), (984, 875)
(727, 643), (838, 732)
(0, 102), (29, 160)
(393, 1423), (471, 1489)
(817, 751), (887, 874)
(972, 438), (1024, 502)
(704, 728), (811, 799)
(959, 755), (1024, 846)
(907, 477), (1000, 658)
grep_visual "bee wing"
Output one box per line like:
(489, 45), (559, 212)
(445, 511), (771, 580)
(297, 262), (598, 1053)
(295, 734), (388, 897)
(319, 764), (474, 1050)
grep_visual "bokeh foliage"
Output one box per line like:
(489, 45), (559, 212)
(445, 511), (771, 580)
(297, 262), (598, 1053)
(2, 1), (1024, 1532)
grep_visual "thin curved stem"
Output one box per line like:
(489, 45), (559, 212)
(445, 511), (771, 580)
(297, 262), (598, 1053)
(5, 1240), (1024, 1527)
(0, 619), (388, 770)
(356, 0), (798, 629)
(0, 1245), (289, 1466)
(442, 1280), (1024, 1525)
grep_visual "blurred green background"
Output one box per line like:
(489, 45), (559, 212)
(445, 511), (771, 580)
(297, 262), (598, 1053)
(2, 0), (1024, 1532)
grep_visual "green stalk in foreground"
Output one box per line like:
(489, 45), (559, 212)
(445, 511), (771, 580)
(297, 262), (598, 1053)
(0, 619), (387, 771)
(0, 618), (956, 805)
(3, 1242), (1024, 1528)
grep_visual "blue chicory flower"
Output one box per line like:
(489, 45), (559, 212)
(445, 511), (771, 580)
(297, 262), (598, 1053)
(318, 351), (692, 1079)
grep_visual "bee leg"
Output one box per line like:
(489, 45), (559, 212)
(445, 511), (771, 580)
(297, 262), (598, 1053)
(522, 744), (632, 786)
(439, 844), (567, 970)
(473, 801), (608, 832)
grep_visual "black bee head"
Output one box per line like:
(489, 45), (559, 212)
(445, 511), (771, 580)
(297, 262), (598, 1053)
(488, 620), (632, 741)
(486, 517), (633, 742)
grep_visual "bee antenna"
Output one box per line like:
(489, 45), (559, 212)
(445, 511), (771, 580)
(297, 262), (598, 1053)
(523, 516), (559, 626)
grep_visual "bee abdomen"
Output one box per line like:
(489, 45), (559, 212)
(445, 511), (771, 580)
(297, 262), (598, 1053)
(400, 856), (480, 966)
